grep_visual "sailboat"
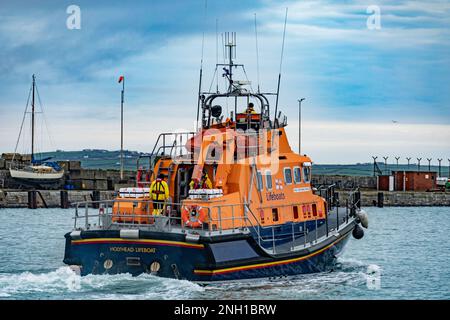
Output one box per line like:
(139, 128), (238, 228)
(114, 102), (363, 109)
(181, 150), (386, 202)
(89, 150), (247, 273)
(9, 75), (64, 189)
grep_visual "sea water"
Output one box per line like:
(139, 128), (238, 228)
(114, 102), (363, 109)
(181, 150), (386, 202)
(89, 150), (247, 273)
(0, 207), (449, 300)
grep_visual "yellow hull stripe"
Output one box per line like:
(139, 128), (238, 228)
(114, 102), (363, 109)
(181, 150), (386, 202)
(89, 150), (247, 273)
(71, 238), (204, 249)
(194, 235), (347, 275)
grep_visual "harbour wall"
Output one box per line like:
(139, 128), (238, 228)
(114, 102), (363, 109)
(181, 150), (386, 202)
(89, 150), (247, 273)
(336, 191), (450, 207)
(311, 175), (376, 190)
(0, 190), (116, 208)
(0, 190), (449, 208)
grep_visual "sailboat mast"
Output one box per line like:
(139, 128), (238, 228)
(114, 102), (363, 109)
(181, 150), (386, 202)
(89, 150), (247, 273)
(31, 74), (35, 162)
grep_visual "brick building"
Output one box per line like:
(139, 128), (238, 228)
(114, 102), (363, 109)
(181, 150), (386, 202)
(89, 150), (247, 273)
(378, 171), (437, 191)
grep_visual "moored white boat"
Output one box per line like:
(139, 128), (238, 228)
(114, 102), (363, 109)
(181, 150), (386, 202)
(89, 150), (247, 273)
(9, 75), (64, 189)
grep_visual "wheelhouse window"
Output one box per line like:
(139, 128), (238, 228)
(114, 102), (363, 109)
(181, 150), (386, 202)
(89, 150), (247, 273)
(303, 166), (311, 183)
(256, 171), (263, 191)
(293, 166), (302, 184)
(284, 167), (293, 185)
(265, 170), (272, 190)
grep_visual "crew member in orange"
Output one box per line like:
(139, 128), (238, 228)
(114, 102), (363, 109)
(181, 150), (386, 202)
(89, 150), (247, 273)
(224, 117), (233, 128)
(201, 170), (212, 189)
(245, 102), (257, 114)
(189, 178), (201, 190)
(149, 174), (169, 215)
(189, 170), (212, 189)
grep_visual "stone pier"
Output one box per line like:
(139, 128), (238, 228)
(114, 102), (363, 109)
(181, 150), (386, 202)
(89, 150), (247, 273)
(337, 191), (450, 207)
(0, 190), (116, 208)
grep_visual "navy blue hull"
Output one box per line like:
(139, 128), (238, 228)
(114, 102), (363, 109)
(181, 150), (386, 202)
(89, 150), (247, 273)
(64, 231), (209, 279)
(63, 225), (353, 282)
(11, 177), (62, 189)
(196, 235), (350, 282)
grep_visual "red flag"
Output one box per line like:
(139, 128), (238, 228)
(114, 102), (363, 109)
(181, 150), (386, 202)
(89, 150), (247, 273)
(118, 76), (124, 83)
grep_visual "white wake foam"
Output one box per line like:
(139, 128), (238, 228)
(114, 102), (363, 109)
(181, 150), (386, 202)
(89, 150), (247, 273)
(0, 267), (204, 299)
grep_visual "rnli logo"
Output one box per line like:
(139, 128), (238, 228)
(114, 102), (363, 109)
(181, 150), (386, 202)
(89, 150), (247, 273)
(275, 179), (283, 190)
(266, 192), (286, 201)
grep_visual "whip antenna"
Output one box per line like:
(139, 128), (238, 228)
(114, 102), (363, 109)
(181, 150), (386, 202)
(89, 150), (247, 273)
(216, 18), (219, 93)
(273, 7), (288, 127)
(254, 13), (261, 93)
(196, 0), (208, 131)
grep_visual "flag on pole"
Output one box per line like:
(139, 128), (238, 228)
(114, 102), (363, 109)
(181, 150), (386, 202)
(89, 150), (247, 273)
(118, 75), (124, 83)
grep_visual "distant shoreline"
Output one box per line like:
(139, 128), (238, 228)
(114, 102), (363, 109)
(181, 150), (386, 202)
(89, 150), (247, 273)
(2, 150), (448, 177)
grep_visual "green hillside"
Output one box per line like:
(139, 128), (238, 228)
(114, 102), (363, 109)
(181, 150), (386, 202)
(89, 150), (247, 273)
(34, 150), (450, 177)
(38, 149), (149, 171)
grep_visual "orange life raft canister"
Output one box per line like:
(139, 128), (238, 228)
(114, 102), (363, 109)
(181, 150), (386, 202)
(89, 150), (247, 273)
(182, 205), (207, 228)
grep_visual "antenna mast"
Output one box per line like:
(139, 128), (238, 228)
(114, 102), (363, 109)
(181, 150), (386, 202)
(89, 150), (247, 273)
(31, 74), (35, 161)
(224, 32), (236, 93)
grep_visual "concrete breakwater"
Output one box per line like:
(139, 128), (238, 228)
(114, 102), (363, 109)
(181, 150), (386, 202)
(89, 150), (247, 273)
(0, 190), (116, 208)
(337, 191), (450, 207)
(0, 189), (449, 208)
(312, 175), (376, 190)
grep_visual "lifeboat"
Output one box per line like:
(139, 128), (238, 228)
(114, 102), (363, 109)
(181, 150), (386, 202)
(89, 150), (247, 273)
(63, 33), (367, 282)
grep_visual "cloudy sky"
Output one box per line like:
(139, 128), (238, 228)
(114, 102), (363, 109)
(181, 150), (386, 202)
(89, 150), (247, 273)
(0, 0), (449, 164)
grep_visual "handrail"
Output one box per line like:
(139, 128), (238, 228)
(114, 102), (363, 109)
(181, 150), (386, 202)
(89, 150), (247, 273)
(136, 131), (196, 185)
(71, 191), (359, 254)
(243, 204), (309, 254)
(242, 194), (357, 254)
